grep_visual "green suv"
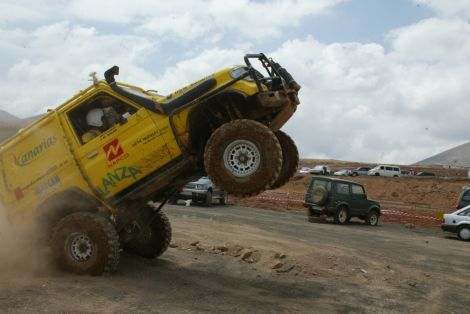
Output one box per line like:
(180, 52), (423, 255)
(304, 176), (381, 225)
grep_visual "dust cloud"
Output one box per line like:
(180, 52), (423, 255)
(0, 204), (53, 275)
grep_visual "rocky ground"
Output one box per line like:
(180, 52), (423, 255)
(1, 159), (469, 312)
(0, 204), (468, 313)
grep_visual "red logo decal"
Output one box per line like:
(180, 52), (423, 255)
(14, 187), (24, 200)
(103, 139), (124, 162)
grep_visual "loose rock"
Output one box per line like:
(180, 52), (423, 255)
(216, 245), (228, 252)
(271, 261), (284, 270)
(241, 250), (253, 260)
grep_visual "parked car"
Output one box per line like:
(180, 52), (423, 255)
(333, 169), (350, 176)
(456, 186), (470, 209)
(310, 165), (331, 175)
(441, 206), (470, 241)
(401, 170), (413, 176)
(368, 165), (401, 177)
(298, 167), (312, 174)
(350, 167), (370, 176)
(304, 176), (381, 225)
(169, 177), (228, 206)
(416, 171), (436, 177)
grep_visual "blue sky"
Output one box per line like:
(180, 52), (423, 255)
(305, 0), (434, 44)
(1, 0), (469, 164)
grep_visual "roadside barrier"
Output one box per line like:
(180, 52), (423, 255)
(247, 191), (443, 224)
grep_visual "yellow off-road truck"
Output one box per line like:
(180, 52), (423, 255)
(0, 53), (300, 275)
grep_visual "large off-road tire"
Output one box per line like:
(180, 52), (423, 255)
(204, 119), (282, 197)
(50, 212), (120, 275)
(270, 130), (299, 189)
(124, 209), (172, 258)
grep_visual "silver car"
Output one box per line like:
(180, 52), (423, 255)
(441, 206), (470, 241)
(310, 165), (330, 175)
(169, 176), (228, 206)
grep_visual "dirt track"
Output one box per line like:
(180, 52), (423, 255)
(0, 204), (468, 313)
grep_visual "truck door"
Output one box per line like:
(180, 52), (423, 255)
(350, 184), (367, 216)
(63, 93), (175, 199)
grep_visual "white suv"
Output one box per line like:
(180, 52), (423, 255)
(368, 165), (400, 177)
(441, 206), (470, 241)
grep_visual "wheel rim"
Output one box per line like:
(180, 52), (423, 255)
(68, 233), (93, 261)
(223, 140), (261, 177)
(369, 213), (378, 225)
(460, 228), (470, 240)
(339, 209), (347, 223)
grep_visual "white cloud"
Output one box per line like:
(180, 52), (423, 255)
(271, 24), (470, 163)
(1, 0), (470, 164)
(66, 0), (345, 41)
(0, 22), (158, 117)
(153, 48), (244, 94)
(414, 0), (470, 18)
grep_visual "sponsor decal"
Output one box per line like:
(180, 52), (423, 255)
(131, 129), (161, 147)
(103, 139), (129, 168)
(96, 166), (142, 196)
(103, 139), (124, 161)
(35, 175), (61, 195)
(14, 187), (24, 200)
(13, 136), (57, 167)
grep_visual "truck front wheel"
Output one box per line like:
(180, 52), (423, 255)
(204, 119), (282, 197)
(50, 212), (120, 275)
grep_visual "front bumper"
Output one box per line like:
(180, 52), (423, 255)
(178, 188), (208, 201)
(257, 89), (299, 131)
(441, 224), (457, 233)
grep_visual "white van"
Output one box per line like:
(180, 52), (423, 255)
(368, 165), (401, 177)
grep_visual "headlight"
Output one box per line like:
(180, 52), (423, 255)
(230, 67), (254, 81)
(196, 184), (205, 190)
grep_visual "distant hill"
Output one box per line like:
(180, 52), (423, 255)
(0, 109), (20, 123)
(0, 110), (42, 143)
(416, 142), (470, 168)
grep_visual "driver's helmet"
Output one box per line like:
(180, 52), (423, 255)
(86, 108), (104, 127)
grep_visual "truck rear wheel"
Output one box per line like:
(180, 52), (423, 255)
(270, 130), (299, 189)
(124, 209), (172, 258)
(204, 119), (282, 197)
(334, 207), (349, 225)
(50, 212), (120, 275)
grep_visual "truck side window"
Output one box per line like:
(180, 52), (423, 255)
(462, 190), (470, 201)
(337, 183), (349, 195)
(312, 180), (332, 191)
(458, 208), (470, 216)
(67, 93), (138, 144)
(352, 184), (365, 196)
